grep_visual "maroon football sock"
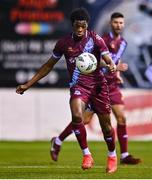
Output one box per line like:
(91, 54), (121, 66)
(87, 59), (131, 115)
(72, 121), (88, 150)
(103, 128), (116, 152)
(58, 122), (73, 141)
(117, 124), (128, 153)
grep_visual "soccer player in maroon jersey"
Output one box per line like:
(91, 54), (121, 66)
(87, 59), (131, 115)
(100, 12), (141, 164)
(50, 12), (141, 165)
(16, 8), (117, 173)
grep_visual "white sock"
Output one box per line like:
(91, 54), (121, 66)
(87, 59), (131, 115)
(108, 150), (116, 157)
(82, 148), (91, 156)
(55, 137), (62, 146)
(121, 152), (129, 159)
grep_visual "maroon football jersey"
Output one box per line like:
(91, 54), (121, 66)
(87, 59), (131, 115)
(102, 32), (127, 86)
(52, 30), (109, 88)
(102, 32), (127, 65)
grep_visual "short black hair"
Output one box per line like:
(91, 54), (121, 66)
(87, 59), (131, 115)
(111, 12), (124, 20)
(70, 7), (90, 25)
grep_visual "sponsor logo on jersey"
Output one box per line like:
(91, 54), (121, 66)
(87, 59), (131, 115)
(74, 90), (81, 95)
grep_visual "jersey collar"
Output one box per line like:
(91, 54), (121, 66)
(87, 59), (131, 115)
(109, 31), (121, 39)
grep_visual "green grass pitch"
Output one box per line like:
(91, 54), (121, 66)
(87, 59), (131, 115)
(0, 141), (152, 179)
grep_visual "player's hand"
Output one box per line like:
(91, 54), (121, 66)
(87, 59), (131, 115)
(107, 64), (117, 73)
(16, 84), (29, 95)
(117, 62), (128, 72)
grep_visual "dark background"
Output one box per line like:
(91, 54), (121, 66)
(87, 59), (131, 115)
(0, 0), (152, 88)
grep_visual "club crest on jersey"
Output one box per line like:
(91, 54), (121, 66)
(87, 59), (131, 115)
(110, 42), (115, 49)
(67, 47), (79, 55)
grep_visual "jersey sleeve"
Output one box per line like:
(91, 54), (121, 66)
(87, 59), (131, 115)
(93, 32), (109, 56)
(52, 39), (64, 60)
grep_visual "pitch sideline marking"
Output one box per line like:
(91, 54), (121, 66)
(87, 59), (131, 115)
(0, 165), (152, 169)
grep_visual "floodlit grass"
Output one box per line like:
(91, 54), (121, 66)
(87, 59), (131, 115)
(0, 141), (152, 179)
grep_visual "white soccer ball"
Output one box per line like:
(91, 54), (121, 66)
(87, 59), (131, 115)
(75, 52), (97, 74)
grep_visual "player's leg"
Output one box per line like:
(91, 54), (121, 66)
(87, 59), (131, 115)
(70, 98), (94, 169)
(50, 122), (73, 161)
(56, 105), (94, 142)
(112, 104), (141, 164)
(97, 113), (117, 173)
(93, 81), (117, 173)
(50, 106), (94, 161)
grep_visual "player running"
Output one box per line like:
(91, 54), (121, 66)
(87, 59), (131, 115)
(50, 12), (141, 165)
(16, 8), (117, 173)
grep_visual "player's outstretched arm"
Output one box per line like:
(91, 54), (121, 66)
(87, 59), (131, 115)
(16, 57), (57, 95)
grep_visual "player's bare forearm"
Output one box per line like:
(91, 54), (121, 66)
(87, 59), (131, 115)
(101, 54), (116, 72)
(16, 58), (57, 94)
(100, 60), (108, 67)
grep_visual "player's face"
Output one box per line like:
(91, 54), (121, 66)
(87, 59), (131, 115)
(110, 17), (124, 35)
(73, 20), (88, 38)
